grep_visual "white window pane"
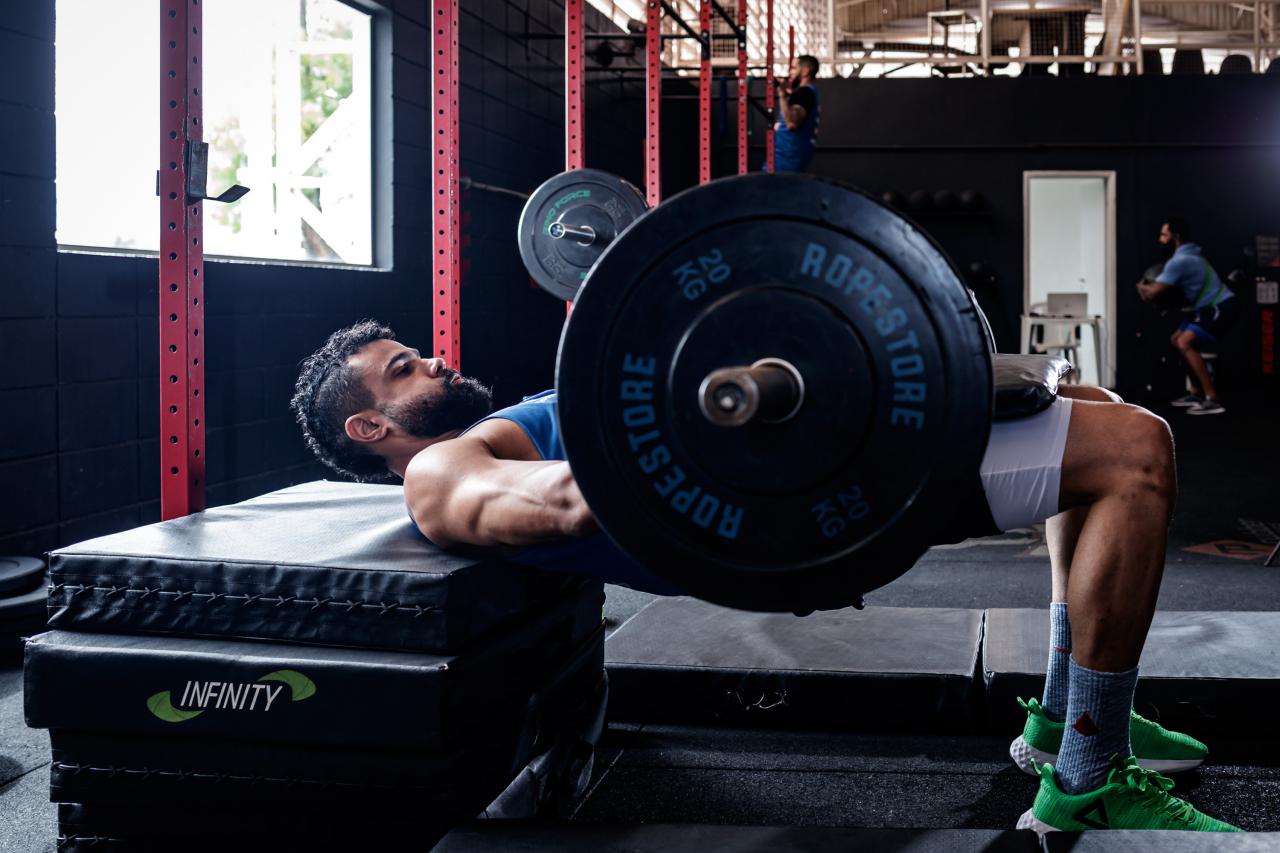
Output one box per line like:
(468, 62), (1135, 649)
(56, 0), (157, 252)
(56, 0), (373, 266)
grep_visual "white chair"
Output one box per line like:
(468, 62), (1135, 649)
(1026, 300), (1082, 369)
(1020, 292), (1107, 386)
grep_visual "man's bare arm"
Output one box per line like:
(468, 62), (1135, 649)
(777, 90), (806, 130)
(405, 436), (597, 549)
(1136, 280), (1171, 302)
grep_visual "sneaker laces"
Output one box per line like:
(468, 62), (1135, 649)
(1110, 756), (1197, 824)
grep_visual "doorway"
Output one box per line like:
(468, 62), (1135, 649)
(1023, 171), (1116, 386)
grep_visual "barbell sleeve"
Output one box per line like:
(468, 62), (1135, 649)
(547, 221), (598, 245)
(698, 358), (805, 427)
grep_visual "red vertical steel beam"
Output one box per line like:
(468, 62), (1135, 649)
(159, 0), (206, 519)
(645, 1), (665, 204)
(788, 24), (795, 68)
(736, 0), (748, 174)
(645, 0), (662, 205)
(565, 0), (585, 314)
(432, 0), (461, 369)
(566, 0), (585, 170)
(765, 0), (775, 172)
(698, 1), (711, 184)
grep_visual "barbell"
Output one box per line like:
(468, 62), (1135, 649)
(517, 169), (994, 614)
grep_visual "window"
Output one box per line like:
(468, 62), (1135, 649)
(56, 0), (374, 265)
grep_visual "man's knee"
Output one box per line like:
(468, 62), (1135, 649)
(1058, 384), (1122, 404)
(1172, 332), (1196, 354)
(1119, 407), (1176, 501)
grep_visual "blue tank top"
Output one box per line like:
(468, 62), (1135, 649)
(451, 391), (682, 596)
(774, 84), (819, 172)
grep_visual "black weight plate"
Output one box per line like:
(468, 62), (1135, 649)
(557, 173), (992, 613)
(0, 555), (44, 597)
(0, 580), (47, 620)
(518, 169), (649, 301)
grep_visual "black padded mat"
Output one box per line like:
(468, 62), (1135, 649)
(58, 802), (432, 836)
(58, 805), (443, 853)
(984, 609), (1280, 732)
(604, 598), (983, 729)
(47, 480), (583, 653)
(435, 824), (1039, 852)
(49, 634), (605, 812)
(27, 591), (601, 751)
(1043, 832), (1280, 851)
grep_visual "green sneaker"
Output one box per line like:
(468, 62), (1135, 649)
(1016, 755), (1240, 835)
(1009, 697), (1207, 776)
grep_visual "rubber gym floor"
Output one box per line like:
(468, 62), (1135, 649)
(2, 398), (1278, 850)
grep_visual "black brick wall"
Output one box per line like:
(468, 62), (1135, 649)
(714, 75), (1280, 399)
(0, 0), (697, 558)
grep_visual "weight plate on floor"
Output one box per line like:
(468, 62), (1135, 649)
(556, 173), (992, 613)
(0, 555), (45, 597)
(0, 580), (47, 621)
(518, 169), (649, 301)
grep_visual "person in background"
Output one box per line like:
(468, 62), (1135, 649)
(773, 55), (821, 173)
(1136, 217), (1237, 415)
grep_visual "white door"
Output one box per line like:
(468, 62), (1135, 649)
(1024, 172), (1115, 386)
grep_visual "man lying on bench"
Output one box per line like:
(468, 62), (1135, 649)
(291, 319), (1238, 836)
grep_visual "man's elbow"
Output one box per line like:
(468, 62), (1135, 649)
(412, 505), (456, 548)
(408, 484), (465, 548)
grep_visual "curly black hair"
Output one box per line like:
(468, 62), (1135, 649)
(290, 320), (396, 482)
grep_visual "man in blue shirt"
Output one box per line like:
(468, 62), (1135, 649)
(1136, 217), (1237, 415)
(773, 55), (820, 173)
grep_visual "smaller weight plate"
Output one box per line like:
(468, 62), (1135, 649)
(0, 581), (48, 621)
(0, 555), (44, 597)
(518, 169), (649, 301)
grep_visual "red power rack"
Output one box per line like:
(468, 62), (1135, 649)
(646, 1), (662, 205)
(765, 0), (775, 172)
(566, 0), (585, 171)
(432, 0), (461, 370)
(158, 0), (207, 519)
(698, 1), (711, 184)
(737, 0), (748, 174)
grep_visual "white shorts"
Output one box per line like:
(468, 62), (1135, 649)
(979, 397), (1074, 532)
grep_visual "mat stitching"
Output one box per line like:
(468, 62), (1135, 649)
(59, 835), (128, 848)
(46, 584), (437, 618)
(51, 761), (431, 790)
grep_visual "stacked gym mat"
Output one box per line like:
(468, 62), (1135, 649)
(24, 480), (606, 851)
(604, 597), (984, 730)
(604, 598), (1280, 736)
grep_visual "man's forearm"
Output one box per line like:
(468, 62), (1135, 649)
(1136, 281), (1169, 302)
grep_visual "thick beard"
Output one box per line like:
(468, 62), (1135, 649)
(1158, 241), (1176, 261)
(381, 371), (495, 439)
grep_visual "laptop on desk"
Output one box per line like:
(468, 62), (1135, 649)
(1044, 292), (1089, 318)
